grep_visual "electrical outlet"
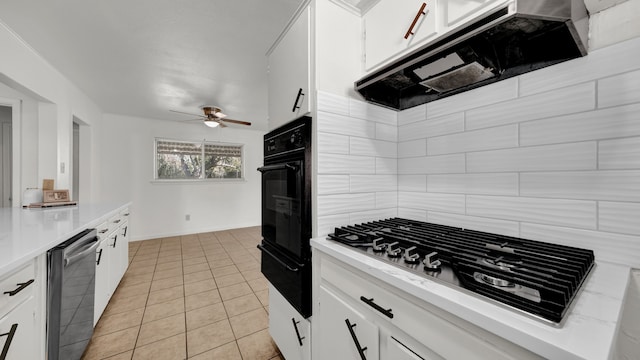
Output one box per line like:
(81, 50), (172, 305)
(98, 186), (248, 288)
(185, 214), (190, 221)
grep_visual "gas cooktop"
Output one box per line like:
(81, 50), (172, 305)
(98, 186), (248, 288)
(328, 218), (595, 325)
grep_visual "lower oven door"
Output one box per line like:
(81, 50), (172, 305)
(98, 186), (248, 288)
(258, 241), (311, 318)
(258, 160), (308, 259)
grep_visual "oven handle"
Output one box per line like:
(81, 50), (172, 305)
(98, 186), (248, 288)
(257, 163), (299, 173)
(257, 244), (303, 272)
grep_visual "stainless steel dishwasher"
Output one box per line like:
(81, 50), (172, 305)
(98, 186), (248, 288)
(47, 228), (99, 360)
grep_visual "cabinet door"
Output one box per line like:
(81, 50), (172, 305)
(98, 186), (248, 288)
(445, 0), (506, 26)
(317, 286), (379, 360)
(107, 233), (121, 295)
(94, 238), (109, 325)
(117, 220), (129, 282)
(385, 334), (443, 360)
(268, 284), (311, 360)
(0, 296), (37, 360)
(364, 0), (437, 70)
(267, 6), (311, 130)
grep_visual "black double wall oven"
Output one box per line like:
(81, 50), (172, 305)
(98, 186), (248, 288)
(258, 116), (312, 318)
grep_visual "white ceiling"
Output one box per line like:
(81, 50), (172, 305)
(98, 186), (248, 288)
(0, 0), (304, 131)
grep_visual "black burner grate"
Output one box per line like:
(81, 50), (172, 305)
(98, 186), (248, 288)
(328, 218), (595, 324)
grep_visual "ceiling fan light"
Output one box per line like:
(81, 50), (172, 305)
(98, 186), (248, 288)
(204, 120), (219, 128)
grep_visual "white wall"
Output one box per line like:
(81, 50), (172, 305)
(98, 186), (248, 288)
(96, 114), (264, 240)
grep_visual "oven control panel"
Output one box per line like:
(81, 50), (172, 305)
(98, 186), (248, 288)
(264, 117), (310, 158)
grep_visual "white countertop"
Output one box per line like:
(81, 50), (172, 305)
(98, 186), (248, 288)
(0, 203), (131, 276)
(312, 237), (629, 360)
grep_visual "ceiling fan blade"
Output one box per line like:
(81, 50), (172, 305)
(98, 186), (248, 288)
(221, 118), (252, 126)
(214, 111), (227, 118)
(217, 120), (227, 128)
(170, 109), (205, 118)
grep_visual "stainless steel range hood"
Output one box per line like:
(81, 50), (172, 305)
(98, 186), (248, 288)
(355, 0), (589, 110)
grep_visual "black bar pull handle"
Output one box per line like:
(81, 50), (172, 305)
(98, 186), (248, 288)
(122, 226), (128, 237)
(360, 296), (393, 318)
(0, 323), (18, 359)
(3, 280), (34, 297)
(257, 163), (299, 173)
(345, 319), (367, 360)
(256, 244), (302, 272)
(96, 248), (104, 266)
(291, 318), (305, 346)
(292, 88), (304, 112)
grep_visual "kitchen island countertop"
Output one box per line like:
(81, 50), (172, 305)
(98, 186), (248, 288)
(312, 237), (628, 360)
(0, 203), (131, 276)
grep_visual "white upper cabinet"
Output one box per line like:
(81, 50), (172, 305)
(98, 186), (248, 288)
(445, 0), (505, 26)
(268, 5), (312, 130)
(363, 0), (510, 71)
(364, 0), (437, 70)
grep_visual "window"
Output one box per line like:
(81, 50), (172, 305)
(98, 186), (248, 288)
(155, 139), (244, 180)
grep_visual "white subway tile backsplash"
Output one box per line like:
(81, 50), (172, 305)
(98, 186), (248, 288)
(398, 139), (427, 158)
(317, 214), (350, 237)
(317, 111), (376, 138)
(350, 209), (398, 224)
(598, 69), (640, 108)
(398, 104), (426, 126)
(317, 175), (350, 195)
(375, 157), (397, 175)
(599, 201), (640, 235)
(350, 137), (397, 158)
(520, 103), (640, 146)
(520, 170), (640, 202)
(350, 98), (397, 125)
(317, 193), (375, 216)
(426, 173), (518, 196)
(599, 137), (640, 170)
(376, 123), (398, 142)
(427, 124), (518, 155)
(398, 154), (465, 174)
(521, 223), (640, 267)
(398, 175), (427, 192)
(467, 195), (597, 229)
(317, 91), (350, 115)
(350, 175), (397, 193)
(398, 208), (428, 221)
(465, 82), (595, 130)
(318, 153), (375, 174)
(376, 192), (398, 209)
(398, 192), (465, 214)
(398, 113), (464, 141)
(318, 132), (349, 154)
(466, 142), (597, 173)
(426, 212), (520, 237)
(520, 37), (640, 96)
(427, 78), (518, 119)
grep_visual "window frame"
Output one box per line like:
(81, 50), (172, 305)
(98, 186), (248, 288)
(153, 137), (245, 182)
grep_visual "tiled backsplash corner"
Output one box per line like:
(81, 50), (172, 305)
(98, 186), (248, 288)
(316, 37), (640, 268)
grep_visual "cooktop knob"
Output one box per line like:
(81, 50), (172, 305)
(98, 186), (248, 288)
(423, 251), (442, 271)
(386, 242), (402, 258)
(403, 246), (420, 264)
(372, 238), (386, 252)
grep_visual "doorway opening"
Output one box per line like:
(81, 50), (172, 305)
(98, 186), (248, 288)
(0, 106), (11, 207)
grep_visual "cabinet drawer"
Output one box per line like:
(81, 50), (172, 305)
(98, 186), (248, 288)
(320, 257), (541, 360)
(0, 261), (36, 317)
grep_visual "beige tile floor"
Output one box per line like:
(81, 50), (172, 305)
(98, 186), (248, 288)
(82, 226), (284, 360)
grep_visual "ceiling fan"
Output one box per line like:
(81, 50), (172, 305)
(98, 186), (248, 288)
(170, 106), (252, 128)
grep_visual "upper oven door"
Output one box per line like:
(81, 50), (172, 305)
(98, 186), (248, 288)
(258, 160), (306, 259)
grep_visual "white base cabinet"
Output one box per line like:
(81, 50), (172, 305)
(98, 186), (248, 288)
(0, 259), (41, 360)
(268, 284), (311, 360)
(94, 208), (130, 325)
(312, 252), (543, 360)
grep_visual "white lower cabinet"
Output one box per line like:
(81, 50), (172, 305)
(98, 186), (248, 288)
(0, 296), (37, 360)
(317, 285), (379, 360)
(312, 253), (543, 360)
(94, 237), (110, 325)
(268, 284), (311, 360)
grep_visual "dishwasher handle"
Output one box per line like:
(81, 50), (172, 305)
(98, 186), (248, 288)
(64, 239), (100, 267)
